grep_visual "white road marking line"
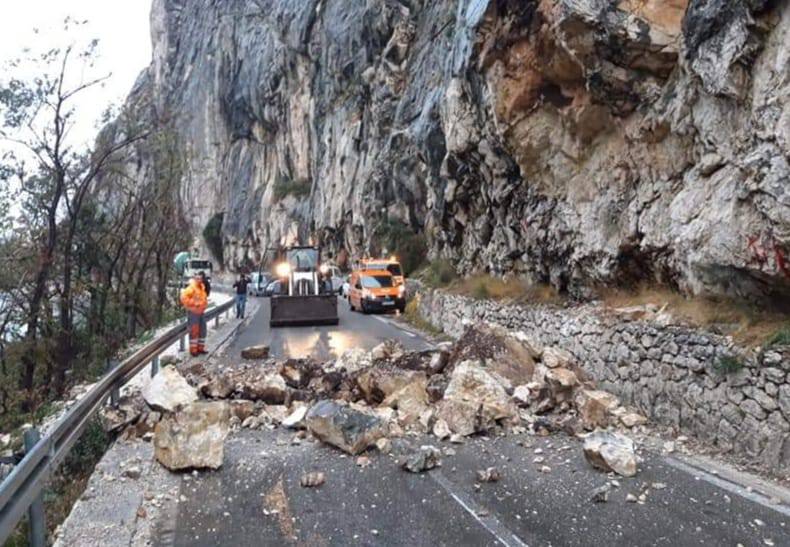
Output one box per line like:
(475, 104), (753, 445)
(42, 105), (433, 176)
(372, 315), (417, 337)
(431, 471), (529, 547)
(664, 457), (790, 518)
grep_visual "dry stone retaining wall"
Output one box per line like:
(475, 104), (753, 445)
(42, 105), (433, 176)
(414, 286), (790, 472)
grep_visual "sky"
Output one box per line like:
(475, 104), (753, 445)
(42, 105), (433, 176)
(0, 0), (153, 147)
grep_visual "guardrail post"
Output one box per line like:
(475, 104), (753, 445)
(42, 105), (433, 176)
(23, 428), (47, 547)
(151, 356), (160, 378)
(214, 314), (220, 328)
(106, 359), (120, 407)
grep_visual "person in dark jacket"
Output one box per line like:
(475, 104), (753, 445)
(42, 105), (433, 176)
(232, 274), (250, 319)
(200, 272), (212, 297)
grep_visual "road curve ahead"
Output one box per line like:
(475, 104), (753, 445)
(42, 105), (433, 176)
(222, 295), (430, 360)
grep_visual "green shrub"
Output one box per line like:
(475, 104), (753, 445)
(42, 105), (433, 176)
(202, 213), (224, 266)
(767, 325), (790, 347)
(273, 177), (311, 202)
(714, 355), (744, 375)
(374, 219), (428, 276)
(421, 259), (458, 287)
(471, 278), (491, 299)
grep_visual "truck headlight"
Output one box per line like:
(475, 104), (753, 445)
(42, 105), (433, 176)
(275, 262), (291, 278)
(319, 264), (329, 275)
(398, 285), (405, 296)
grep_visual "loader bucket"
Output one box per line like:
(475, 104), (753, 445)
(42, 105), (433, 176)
(270, 294), (339, 327)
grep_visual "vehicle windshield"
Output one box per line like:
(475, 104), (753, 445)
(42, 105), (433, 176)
(189, 260), (212, 270)
(366, 262), (402, 277)
(286, 248), (319, 272)
(361, 275), (393, 288)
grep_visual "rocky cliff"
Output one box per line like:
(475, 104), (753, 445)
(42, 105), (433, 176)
(124, 0), (790, 303)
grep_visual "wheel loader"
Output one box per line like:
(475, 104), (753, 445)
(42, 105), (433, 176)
(269, 245), (339, 327)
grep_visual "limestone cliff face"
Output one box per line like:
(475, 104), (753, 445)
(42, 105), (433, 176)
(130, 0), (790, 302)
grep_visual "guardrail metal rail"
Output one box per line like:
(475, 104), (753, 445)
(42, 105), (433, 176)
(0, 299), (235, 546)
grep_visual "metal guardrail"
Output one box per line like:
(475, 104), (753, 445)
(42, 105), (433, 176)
(0, 299), (235, 546)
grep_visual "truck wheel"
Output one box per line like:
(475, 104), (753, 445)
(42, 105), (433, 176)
(362, 302), (370, 315)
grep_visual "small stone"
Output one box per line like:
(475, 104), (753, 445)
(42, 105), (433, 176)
(590, 484), (610, 503)
(300, 472), (326, 487)
(401, 445), (442, 473)
(476, 467), (501, 483)
(626, 493), (638, 503)
(539, 465), (551, 473)
(356, 456), (371, 468)
(375, 438), (392, 454)
(123, 466), (142, 480)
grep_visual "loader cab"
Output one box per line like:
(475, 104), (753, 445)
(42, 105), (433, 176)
(269, 245), (339, 327)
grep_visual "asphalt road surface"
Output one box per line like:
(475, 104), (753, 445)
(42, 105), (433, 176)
(151, 296), (790, 547)
(223, 295), (429, 360)
(156, 429), (789, 547)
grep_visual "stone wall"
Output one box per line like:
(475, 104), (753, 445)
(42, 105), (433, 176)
(414, 285), (790, 472)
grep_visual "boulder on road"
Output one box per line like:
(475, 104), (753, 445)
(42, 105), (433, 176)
(356, 367), (423, 404)
(436, 360), (518, 436)
(142, 366), (198, 413)
(241, 345), (270, 360)
(305, 400), (387, 455)
(575, 389), (620, 430)
(154, 401), (231, 470)
(583, 431), (638, 477)
(382, 377), (430, 426)
(238, 373), (288, 404)
(447, 324), (535, 386)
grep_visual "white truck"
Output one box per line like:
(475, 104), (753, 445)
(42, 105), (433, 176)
(182, 258), (213, 286)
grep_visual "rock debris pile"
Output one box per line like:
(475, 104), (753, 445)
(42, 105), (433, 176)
(102, 324), (642, 476)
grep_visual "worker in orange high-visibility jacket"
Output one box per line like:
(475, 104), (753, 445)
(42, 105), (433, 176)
(180, 272), (209, 356)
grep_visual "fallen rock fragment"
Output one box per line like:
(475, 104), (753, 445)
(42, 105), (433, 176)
(476, 467), (501, 483)
(401, 445), (442, 473)
(375, 438), (392, 454)
(383, 378), (430, 426)
(202, 374), (234, 399)
(436, 360), (518, 436)
(238, 373), (288, 404)
(305, 400), (387, 455)
(282, 405), (308, 429)
(142, 366), (198, 413)
(590, 484), (610, 503)
(241, 345), (270, 360)
(583, 431), (638, 477)
(229, 400), (256, 422)
(432, 419), (451, 440)
(300, 472), (326, 487)
(542, 347), (574, 369)
(100, 394), (145, 433)
(447, 324), (535, 385)
(154, 401), (231, 470)
(575, 389), (620, 430)
(618, 410), (648, 428)
(330, 348), (372, 374)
